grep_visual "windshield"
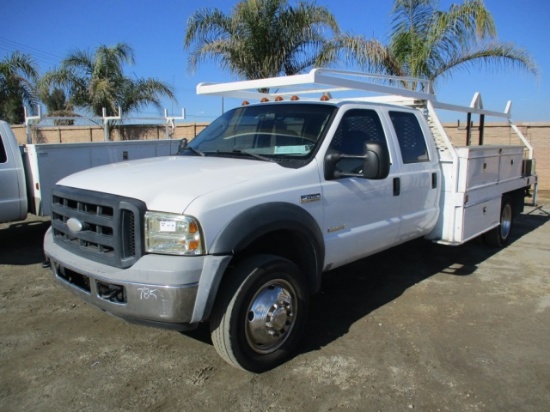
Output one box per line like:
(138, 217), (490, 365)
(184, 103), (335, 165)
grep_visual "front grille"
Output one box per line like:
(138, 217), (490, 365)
(51, 186), (146, 269)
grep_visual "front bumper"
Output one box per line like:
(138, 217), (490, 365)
(44, 227), (229, 330)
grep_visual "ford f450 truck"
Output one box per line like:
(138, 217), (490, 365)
(43, 69), (537, 372)
(0, 120), (179, 223)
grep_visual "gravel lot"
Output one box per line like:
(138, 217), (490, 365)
(1, 194), (549, 411)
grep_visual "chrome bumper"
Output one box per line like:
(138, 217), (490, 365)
(44, 227), (227, 330)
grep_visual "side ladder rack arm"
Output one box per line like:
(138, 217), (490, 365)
(431, 100), (511, 119)
(509, 121), (534, 160)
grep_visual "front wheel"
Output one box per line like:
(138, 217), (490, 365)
(484, 196), (513, 247)
(210, 254), (309, 372)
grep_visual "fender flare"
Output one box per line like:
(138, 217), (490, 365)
(192, 202), (325, 323)
(192, 203), (325, 323)
(210, 202), (325, 274)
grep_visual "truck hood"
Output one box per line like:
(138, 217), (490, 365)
(58, 156), (287, 213)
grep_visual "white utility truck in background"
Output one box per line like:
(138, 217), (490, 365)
(43, 69), (537, 372)
(0, 120), (180, 223)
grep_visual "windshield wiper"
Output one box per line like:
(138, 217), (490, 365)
(235, 149), (275, 162)
(217, 149), (275, 162)
(186, 146), (205, 156)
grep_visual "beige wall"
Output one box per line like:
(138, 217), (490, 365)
(10, 121), (550, 190)
(11, 123), (209, 145)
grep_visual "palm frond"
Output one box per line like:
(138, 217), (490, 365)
(184, 0), (341, 80)
(39, 43), (175, 117)
(430, 41), (539, 81)
(0, 51), (39, 123)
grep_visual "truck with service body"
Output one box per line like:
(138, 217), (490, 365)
(0, 120), (179, 223)
(43, 69), (537, 372)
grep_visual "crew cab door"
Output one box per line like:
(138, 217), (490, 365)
(321, 107), (400, 268)
(385, 110), (440, 242)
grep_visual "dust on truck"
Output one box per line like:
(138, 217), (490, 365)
(43, 69), (537, 372)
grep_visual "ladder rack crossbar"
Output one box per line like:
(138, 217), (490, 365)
(197, 68), (511, 119)
(197, 68), (433, 100)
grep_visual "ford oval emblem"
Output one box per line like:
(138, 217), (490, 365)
(67, 217), (84, 233)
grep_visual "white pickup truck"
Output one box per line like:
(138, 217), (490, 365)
(0, 120), (179, 223)
(43, 69), (537, 372)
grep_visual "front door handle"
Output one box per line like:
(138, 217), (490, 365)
(393, 177), (400, 196)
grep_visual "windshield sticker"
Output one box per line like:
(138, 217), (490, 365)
(274, 145), (310, 154)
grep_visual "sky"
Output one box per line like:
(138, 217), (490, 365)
(1, 0), (549, 124)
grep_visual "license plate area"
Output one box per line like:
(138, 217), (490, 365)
(55, 264), (91, 293)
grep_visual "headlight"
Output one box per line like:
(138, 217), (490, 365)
(145, 212), (204, 255)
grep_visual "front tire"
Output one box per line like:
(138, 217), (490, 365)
(210, 254), (309, 372)
(484, 196), (513, 247)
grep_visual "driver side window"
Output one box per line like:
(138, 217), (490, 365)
(329, 109), (387, 173)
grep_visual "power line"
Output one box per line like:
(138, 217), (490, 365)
(0, 37), (63, 69)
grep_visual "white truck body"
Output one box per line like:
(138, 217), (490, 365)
(433, 144), (529, 244)
(0, 120), (180, 223)
(43, 69), (537, 372)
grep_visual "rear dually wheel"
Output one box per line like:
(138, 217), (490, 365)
(483, 196), (514, 247)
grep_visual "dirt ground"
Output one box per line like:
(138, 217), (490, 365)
(1, 194), (549, 412)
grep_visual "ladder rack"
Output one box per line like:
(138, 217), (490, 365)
(196, 68), (512, 119)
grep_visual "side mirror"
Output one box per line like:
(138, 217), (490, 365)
(177, 138), (189, 155)
(324, 142), (390, 180)
(362, 142), (390, 179)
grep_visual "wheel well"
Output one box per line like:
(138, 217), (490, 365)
(230, 229), (321, 294)
(504, 188), (527, 218)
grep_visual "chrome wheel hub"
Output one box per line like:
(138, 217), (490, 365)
(500, 203), (512, 240)
(245, 280), (297, 354)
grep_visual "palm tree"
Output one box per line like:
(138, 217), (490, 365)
(184, 0), (340, 80)
(39, 43), (176, 117)
(41, 87), (77, 125)
(0, 51), (39, 124)
(347, 0), (538, 88)
(185, 0), (537, 91)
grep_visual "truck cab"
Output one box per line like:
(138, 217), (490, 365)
(320, 102), (440, 268)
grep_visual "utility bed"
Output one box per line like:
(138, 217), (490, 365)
(456, 145), (525, 191)
(433, 144), (532, 244)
